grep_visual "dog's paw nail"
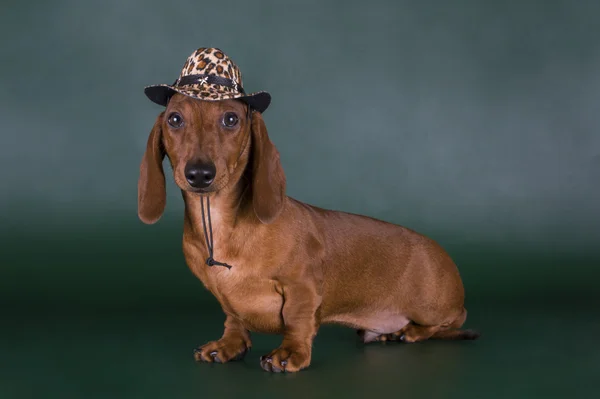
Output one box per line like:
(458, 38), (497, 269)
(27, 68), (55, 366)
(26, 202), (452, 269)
(210, 351), (222, 363)
(399, 334), (406, 342)
(260, 357), (273, 372)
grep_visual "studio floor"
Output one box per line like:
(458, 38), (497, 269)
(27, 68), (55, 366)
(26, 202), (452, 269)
(2, 299), (597, 398)
(2, 226), (599, 398)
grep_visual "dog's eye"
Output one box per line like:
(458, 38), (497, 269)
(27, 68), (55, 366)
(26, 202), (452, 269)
(222, 112), (239, 128)
(167, 112), (184, 128)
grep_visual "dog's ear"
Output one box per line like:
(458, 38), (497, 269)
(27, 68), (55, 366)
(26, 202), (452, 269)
(138, 112), (166, 224)
(250, 111), (286, 224)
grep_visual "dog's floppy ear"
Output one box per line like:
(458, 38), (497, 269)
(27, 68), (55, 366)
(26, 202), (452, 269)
(138, 112), (166, 224)
(250, 111), (286, 224)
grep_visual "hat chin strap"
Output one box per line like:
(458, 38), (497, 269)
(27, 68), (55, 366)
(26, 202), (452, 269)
(200, 196), (232, 269)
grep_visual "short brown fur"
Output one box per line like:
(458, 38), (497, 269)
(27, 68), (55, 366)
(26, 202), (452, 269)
(138, 95), (479, 373)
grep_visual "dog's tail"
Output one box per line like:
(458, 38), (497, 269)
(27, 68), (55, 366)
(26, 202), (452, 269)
(431, 329), (481, 340)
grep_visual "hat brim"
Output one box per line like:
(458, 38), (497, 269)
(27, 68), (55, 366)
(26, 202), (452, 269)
(144, 84), (271, 113)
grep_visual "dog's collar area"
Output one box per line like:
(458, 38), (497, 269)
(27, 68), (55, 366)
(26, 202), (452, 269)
(200, 196), (232, 270)
(174, 74), (245, 95)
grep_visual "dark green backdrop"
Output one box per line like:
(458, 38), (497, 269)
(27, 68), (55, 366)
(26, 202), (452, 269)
(1, 1), (598, 398)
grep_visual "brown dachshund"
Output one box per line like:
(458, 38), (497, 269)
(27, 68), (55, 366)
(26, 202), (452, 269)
(138, 94), (479, 373)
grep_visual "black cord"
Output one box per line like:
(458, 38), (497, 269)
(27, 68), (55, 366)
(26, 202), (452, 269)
(200, 196), (232, 269)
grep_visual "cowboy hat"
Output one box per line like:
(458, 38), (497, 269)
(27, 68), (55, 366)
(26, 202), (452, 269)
(144, 47), (271, 113)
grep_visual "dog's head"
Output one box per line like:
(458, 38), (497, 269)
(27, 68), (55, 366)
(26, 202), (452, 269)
(138, 94), (286, 224)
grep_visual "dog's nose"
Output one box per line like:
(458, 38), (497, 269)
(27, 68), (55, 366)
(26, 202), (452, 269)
(185, 161), (216, 189)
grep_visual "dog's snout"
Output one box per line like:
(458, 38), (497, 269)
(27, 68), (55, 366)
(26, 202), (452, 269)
(185, 161), (216, 189)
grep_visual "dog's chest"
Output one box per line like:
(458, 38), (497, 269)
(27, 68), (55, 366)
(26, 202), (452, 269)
(211, 271), (285, 333)
(184, 207), (285, 333)
(184, 244), (285, 333)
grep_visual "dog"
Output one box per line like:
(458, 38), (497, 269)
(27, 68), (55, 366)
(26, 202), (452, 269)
(138, 48), (479, 373)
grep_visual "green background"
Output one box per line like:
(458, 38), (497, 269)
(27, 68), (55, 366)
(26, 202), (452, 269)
(1, 0), (598, 397)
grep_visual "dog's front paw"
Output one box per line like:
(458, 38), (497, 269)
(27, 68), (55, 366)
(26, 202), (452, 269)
(260, 346), (311, 373)
(194, 336), (250, 364)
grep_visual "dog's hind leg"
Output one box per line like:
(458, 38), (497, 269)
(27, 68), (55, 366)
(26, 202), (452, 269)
(353, 312), (411, 343)
(357, 329), (405, 343)
(359, 308), (479, 343)
(394, 308), (479, 343)
(429, 308), (480, 340)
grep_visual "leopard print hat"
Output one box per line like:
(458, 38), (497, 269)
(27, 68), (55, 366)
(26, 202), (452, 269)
(144, 47), (271, 113)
